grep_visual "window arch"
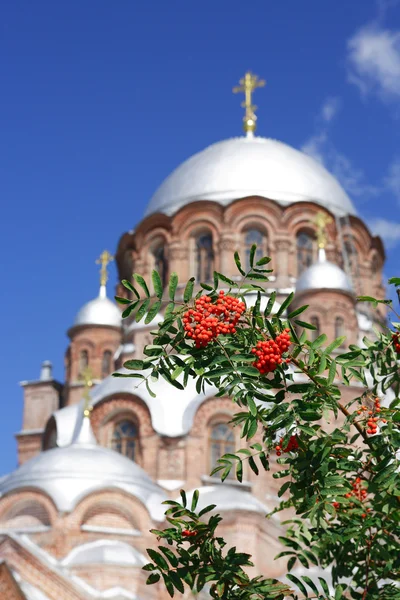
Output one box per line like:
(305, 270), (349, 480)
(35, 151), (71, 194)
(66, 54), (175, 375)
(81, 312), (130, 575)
(102, 350), (112, 378)
(371, 254), (380, 279)
(78, 350), (89, 378)
(344, 241), (359, 277)
(152, 243), (168, 288)
(243, 229), (268, 269)
(111, 420), (138, 461)
(195, 232), (214, 281)
(297, 231), (314, 276)
(310, 316), (320, 342)
(209, 422), (235, 478)
(335, 317), (345, 344)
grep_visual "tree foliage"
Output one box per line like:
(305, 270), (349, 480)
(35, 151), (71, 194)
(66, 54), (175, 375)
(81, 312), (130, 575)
(115, 247), (400, 599)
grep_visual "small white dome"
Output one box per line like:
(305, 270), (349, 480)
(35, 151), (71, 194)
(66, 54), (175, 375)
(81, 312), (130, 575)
(73, 286), (121, 328)
(296, 250), (353, 296)
(145, 137), (356, 218)
(0, 417), (166, 520)
(61, 540), (146, 567)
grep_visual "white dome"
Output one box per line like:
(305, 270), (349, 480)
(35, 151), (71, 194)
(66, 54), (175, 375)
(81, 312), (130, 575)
(145, 137), (356, 218)
(0, 418), (166, 520)
(296, 250), (353, 296)
(73, 286), (121, 328)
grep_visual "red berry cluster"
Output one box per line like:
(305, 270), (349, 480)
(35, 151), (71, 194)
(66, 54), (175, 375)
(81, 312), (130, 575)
(333, 477), (371, 518)
(251, 329), (291, 374)
(393, 332), (400, 353)
(357, 397), (385, 434)
(183, 291), (246, 348)
(182, 529), (196, 537)
(275, 435), (299, 457)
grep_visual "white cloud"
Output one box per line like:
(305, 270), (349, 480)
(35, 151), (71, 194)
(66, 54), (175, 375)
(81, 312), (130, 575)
(321, 97), (340, 122)
(347, 25), (400, 99)
(384, 156), (400, 200)
(368, 217), (400, 248)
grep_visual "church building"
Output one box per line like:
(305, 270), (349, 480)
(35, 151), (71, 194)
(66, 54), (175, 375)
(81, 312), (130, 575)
(0, 73), (385, 599)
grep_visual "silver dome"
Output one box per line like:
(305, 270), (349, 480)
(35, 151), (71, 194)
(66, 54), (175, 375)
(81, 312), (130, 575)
(145, 137), (356, 218)
(0, 417), (166, 520)
(296, 250), (353, 296)
(73, 285), (121, 328)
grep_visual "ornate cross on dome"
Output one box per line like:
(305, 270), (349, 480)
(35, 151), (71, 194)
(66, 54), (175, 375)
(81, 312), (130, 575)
(313, 211), (333, 249)
(233, 71), (266, 136)
(96, 250), (114, 287)
(81, 366), (94, 418)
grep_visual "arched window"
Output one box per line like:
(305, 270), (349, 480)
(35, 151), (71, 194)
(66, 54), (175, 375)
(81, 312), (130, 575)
(297, 231), (314, 276)
(310, 317), (320, 342)
(371, 254), (380, 279)
(152, 244), (168, 287)
(344, 241), (359, 277)
(111, 420), (137, 461)
(78, 350), (89, 378)
(195, 233), (214, 281)
(244, 229), (268, 269)
(335, 317), (345, 344)
(102, 350), (112, 378)
(209, 423), (235, 478)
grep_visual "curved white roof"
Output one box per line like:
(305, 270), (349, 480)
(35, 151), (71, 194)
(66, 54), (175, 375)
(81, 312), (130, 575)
(185, 484), (270, 515)
(61, 540), (146, 567)
(0, 417), (166, 520)
(73, 285), (121, 328)
(296, 249), (353, 296)
(145, 137), (356, 218)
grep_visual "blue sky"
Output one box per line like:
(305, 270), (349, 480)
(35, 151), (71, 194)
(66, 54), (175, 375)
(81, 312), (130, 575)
(1, 0), (400, 475)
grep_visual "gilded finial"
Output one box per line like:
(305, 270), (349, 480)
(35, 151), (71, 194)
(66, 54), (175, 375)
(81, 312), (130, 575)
(96, 250), (114, 287)
(313, 212), (333, 249)
(233, 71), (266, 136)
(81, 366), (94, 418)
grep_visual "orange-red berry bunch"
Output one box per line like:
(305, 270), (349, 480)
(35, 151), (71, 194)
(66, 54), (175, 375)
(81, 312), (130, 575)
(183, 291), (246, 348)
(182, 529), (196, 537)
(356, 397), (385, 435)
(251, 329), (291, 374)
(393, 332), (400, 354)
(275, 435), (299, 457)
(333, 477), (371, 517)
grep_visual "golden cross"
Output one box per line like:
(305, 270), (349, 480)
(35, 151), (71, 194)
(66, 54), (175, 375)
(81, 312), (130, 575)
(233, 71), (266, 133)
(81, 366), (94, 418)
(96, 250), (114, 286)
(313, 212), (333, 249)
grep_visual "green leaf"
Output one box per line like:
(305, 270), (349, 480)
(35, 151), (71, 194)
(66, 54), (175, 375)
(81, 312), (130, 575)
(122, 300), (140, 318)
(248, 455), (259, 475)
(169, 572), (184, 594)
(388, 276), (400, 285)
(335, 585), (344, 600)
(124, 359), (144, 370)
(328, 359), (337, 385)
(146, 378), (156, 398)
(152, 270), (163, 299)
(256, 256), (271, 266)
(198, 503), (216, 517)
(287, 556), (297, 572)
(301, 576), (319, 596)
(264, 291), (276, 317)
(324, 336), (346, 354)
(295, 319), (316, 330)
(311, 333), (327, 348)
(183, 277), (195, 302)
(249, 244), (257, 267)
(133, 273), (150, 297)
(159, 546), (178, 568)
(191, 489), (199, 511)
(146, 573), (161, 585)
(318, 578), (330, 596)
(276, 292), (294, 317)
(238, 366), (260, 377)
(287, 304), (309, 319)
(246, 418), (258, 439)
(247, 395), (258, 416)
(162, 573), (175, 597)
(121, 279), (140, 298)
(234, 251), (246, 276)
(236, 459), (243, 482)
(215, 272), (235, 286)
(135, 298), (151, 322)
(147, 549), (169, 571)
(286, 574), (308, 597)
(180, 489), (187, 507)
(145, 300), (162, 324)
(115, 295), (133, 305)
(169, 272), (179, 300)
